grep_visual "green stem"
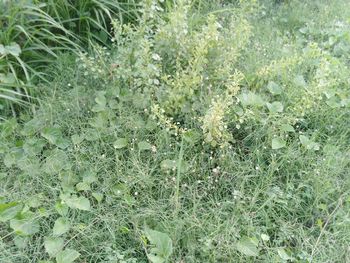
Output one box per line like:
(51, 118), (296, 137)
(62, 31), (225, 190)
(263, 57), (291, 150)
(174, 136), (184, 215)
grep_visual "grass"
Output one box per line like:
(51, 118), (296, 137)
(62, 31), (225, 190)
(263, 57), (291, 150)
(0, 0), (139, 115)
(1, 0), (350, 262)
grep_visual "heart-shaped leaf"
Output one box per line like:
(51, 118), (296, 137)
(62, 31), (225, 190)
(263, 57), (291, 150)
(44, 237), (64, 257)
(56, 249), (80, 263)
(267, 81), (282, 95)
(267, 101), (284, 113)
(272, 138), (286, 149)
(144, 228), (173, 263)
(0, 202), (22, 222)
(138, 141), (152, 151)
(63, 195), (91, 211)
(113, 138), (128, 149)
(236, 236), (259, 257)
(53, 217), (70, 236)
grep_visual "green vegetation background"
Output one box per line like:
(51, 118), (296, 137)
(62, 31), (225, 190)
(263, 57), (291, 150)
(1, 0), (350, 262)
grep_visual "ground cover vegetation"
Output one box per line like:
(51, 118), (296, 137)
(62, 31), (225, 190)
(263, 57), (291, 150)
(0, 0), (350, 262)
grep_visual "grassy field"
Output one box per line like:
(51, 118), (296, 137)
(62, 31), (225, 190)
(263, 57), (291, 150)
(1, 0), (350, 262)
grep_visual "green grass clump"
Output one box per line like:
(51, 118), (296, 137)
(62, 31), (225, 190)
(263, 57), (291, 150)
(0, 0), (139, 115)
(1, 0), (350, 262)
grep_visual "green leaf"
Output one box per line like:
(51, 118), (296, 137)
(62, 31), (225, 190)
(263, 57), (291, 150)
(299, 135), (320, 151)
(71, 134), (84, 145)
(5, 43), (22, 56)
(82, 171), (97, 184)
(293, 75), (306, 87)
(76, 182), (91, 191)
(14, 235), (29, 249)
(92, 192), (103, 203)
(277, 248), (294, 261)
(266, 101), (284, 113)
(144, 228), (173, 263)
(55, 202), (68, 217)
(63, 195), (91, 211)
(281, 124), (295, 132)
(236, 236), (259, 257)
(0, 202), (22, 222)
(147, 255), (165, 263)
(113, 138), (128, 149)
(138, 141), (152, 151)
(53, 217), (70, 236)
(239, 92), (265, 107)
(95, 91), (107, 106)
(44, 237), (64, 257)
(43, 149), (70, 175)
(267, 81), (282, 95)
(272, 138), (286, 149)
(0, 43), (22, 56)
(160, 159), (177, 171)
(10, 216), (40, 236)
(23, 138), (46, 155)
(183, 129), (201, 144)
(41, 127), (69, 149)
(92, 92), (107, 112)
(56, 249), (80, 263)
(0, 72), (16, 84)
(41, 127), (62, 145)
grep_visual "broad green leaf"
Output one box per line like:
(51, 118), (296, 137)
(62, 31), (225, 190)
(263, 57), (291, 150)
(299, 135), (320, 151)
(14, 235), (29, 249)
(266, 101), (284, 113)
(5, 43), (21, 56)
(55, 202), (68, 217)
(56, 249), (80, 263)
(53, 217), (70, 236)
(59, 171), (79, 193)
(236, 236), (259, 257)
(144, 228), (173, 263)
(0, 72), (16, 84)
(267, 81), (282, 95)
(138, 141), (152, 151)
(92, 92), (107, 112)
(239, 92), (265, 107)
(272, 138), (286, 149)
(10, 217), (40, 236)
(42, 149), (70, 175)
(148, 255), (165, 263)
(281, 124), (295, 132)
(95, 91), (107, 106)
(44, 237), (64, 257)
(41, 127), (69, 149)
(41, 127), (62, 145)
(23, 138), (46, 155)
(63, 195), (91, 211)
(277, 248), (294, 261)
(113, 138), (128, 149)
(92, 192), (103, 203)
(0, 202), (22, 222)
(56, 137), (70, 149)
(82, 171), (97, 184)
(183, 130), (201, 144)
(84, 128), (100, 141)
(293, 75), (306, 87)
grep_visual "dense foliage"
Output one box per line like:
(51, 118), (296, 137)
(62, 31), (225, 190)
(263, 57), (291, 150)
(1, 0), (350, 262)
